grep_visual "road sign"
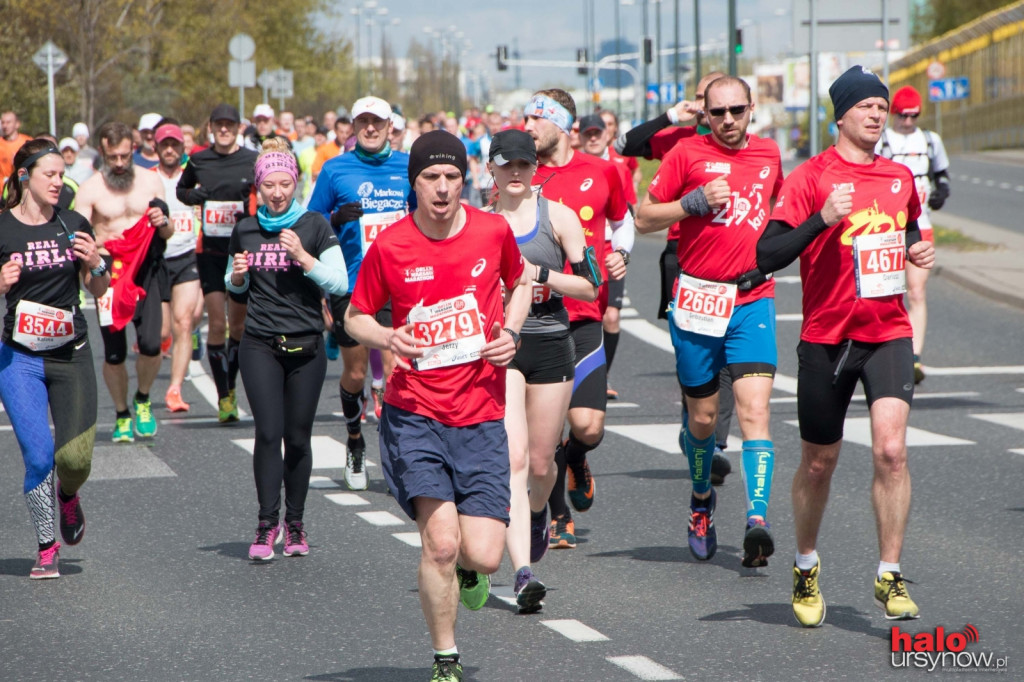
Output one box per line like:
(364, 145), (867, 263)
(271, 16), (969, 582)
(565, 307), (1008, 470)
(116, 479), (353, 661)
(229, 60), (255, 88)
(929, 77), (969, 102)
(927, 60), (945, 80)
(270, 69), (293, 99)
(228, 33), (255, 61)
(33, 41), (67, 72)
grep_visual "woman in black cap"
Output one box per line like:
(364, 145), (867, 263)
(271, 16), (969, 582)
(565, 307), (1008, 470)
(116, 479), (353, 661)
(486, 129), (600, 614)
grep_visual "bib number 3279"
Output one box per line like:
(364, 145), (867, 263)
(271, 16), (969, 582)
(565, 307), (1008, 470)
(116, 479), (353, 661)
(853, 231), (906, 298)
(671, 274), (736, 337)
(407, 294), (487, 370)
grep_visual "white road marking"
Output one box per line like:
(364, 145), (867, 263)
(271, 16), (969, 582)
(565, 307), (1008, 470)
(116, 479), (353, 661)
(774, 275), (802, 284)
(392, 532), (422, 547)
(605, 424), (680, 454)
(231, 435), (375, 470)
(620, 307), (639, 318)
(541, 619), (610, 642)
(490, 584), (519, 607)
(606, 655), (683, 680)
(607, 402), (640, 408)
(187, 359), (250, 419)
(924, 365), (1024, 376)
(771, 391), (980, 405)
(970, 412), (1024, 431)
(309, 476), (341, 489)
(356, 511), (405, 526)
(325, 493), (370, 506)
(785, 417), (975, 447)
(776, 313), (803, 321)
(1010, 449), (1024, 456)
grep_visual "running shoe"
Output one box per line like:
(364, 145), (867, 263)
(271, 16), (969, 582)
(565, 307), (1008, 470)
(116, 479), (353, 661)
(914, 362), (925, 385)
(741, 518), (774, 568)
(431, 654), (463, 682)
(606, 382), (619, 400)
(710, 448), (732, 486)
(567, 452), (595, 512)
(160, 336), (172, 358)
(218, 390), (239, 424)
(112, 416), (135, 443)
(165, 386), (190, 413)
(248, 521), (283, 561)
(325, 332), (340, 361)
(687, 488), (717, 561)
(874, 571), (920, 620)
(372, 384), (385, 421)
(345, 438), (368, 491)
(191, 329), (203, 361)
(133, 397), (157, 438)
(30, 542), (60, 580)
(456, 565), (490, 610)
(58, 490), (85, 545)
(530, 506), (550, 564)
(282, 520), (309, 557)
(792, 562), (826, 627)
(514, 566), (547, 614)
(548, 514), (576, 550)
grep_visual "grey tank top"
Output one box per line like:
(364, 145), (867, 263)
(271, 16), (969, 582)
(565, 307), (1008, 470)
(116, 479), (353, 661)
(516, 198), (569, 334)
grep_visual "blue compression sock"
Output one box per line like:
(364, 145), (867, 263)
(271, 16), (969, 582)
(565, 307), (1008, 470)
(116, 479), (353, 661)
(683, 429), (716, 495)
(741, 439), (775, 521)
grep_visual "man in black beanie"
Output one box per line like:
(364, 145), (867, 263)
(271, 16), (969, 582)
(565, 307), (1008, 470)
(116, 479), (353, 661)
(755, 65), (935, 628)
(343, 128), (535, 681)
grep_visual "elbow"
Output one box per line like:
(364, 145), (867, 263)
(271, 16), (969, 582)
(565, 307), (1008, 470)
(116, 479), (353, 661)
(634, 213), (657, 234)
(584, 285), (599, 302)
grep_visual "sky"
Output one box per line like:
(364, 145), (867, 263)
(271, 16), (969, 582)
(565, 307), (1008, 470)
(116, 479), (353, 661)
(329, 0), (798, 94)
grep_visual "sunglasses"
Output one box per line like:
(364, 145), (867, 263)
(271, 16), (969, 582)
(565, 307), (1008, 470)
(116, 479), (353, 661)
(896, 112), (920, 119)
(707, 105), (749, 118)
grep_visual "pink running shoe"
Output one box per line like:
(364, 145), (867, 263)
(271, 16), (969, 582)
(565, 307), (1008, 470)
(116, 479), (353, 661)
(283, 520), (309, 557)
(30, 542), (61, 580)
(248, 521), (283, 561)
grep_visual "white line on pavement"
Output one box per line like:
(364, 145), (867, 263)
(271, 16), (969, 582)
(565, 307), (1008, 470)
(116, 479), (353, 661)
(607, 402), (640, 408)
(1010, 449), (1024, 456)
(231, 435), (373, 470)
(356, 511), (405, 526)
(776, 313), (803, 321)
(970, 412), (1024, 432)
(606, 655), (683, 680)
(187, 359), (250, 419)
(540, 619), (610, 642)
(785, 417), (975, 447)
(325, 493), (370, 506)
(309, 476), (341, 489)
(392, 532), (422, 547)
(924, 365), (1024, 375)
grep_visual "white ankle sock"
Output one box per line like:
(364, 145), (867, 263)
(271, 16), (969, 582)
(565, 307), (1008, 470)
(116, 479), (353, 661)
(795, 550), (819, 571)
(878, 561), (901, 579)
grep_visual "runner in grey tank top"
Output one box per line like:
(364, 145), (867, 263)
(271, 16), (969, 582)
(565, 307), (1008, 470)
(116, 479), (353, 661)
(516, 197), (568, 334)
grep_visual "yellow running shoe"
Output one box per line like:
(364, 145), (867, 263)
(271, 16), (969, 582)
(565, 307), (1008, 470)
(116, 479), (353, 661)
(875, 571), (920, 620)
(218, 389), (239, 423)
(792, 562), (826, 627)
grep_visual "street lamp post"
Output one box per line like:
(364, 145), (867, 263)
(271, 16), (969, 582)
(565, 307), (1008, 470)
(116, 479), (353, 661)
(693, 0), (701, 84)
(655, 0), (662, 104)
(351, 7), (362, 94)
(642, 0), (649, 119)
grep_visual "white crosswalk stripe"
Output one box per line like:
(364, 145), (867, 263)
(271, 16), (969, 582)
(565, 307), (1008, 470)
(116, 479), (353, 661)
(541, 619), (610, 642)
(785, 418), (975, 447)
(325, 493), (370, 506)
(970, 412), (1024, 432)
(606, 655), (683, 680)
(356, 511), (405, 526)
(231, 435), (376, 470)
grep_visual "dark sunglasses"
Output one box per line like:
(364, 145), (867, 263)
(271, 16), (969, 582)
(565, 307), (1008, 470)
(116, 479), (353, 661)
(896, 112), (920, 119)
(707, 105), (749, 118)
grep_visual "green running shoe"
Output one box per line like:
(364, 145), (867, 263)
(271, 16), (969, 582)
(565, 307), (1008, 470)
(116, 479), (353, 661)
(112, 416), (135, 443)
(133, 398), (157, 438)
(430, 654), (463, 681)
(218, 389), (239, 423)
(456, 565), (489, 611)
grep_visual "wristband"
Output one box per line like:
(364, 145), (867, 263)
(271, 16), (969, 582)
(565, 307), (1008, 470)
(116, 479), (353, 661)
(680, 187), (712, 217)
(536, 266), (550, 284)
(667, 107), (680, 125)
(616, 249), (630, 266)
(90, 261), (108, 277)
(503, 327), (521, 348)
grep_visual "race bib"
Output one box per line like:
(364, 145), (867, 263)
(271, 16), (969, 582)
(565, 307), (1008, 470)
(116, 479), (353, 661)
(202, 200), (244, 238)
(408, 294), (487, 370)
(531, 284), (552, 304)
(359, 210), (405, 255)
(171, 209), (195, 236)
(671, 274), (737, 338)
(13, 300), (75, 351)
(97, 288), (114, 327)
(853, 231), (907, 298)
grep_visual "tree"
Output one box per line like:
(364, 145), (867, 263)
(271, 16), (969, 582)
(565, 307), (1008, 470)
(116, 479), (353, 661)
(911, 0), (1012, 44)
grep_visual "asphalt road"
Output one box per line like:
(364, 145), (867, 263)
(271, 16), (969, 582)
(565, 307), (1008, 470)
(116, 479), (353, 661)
(927, 152), (1024, 237)
(1, 234), (1022, 681)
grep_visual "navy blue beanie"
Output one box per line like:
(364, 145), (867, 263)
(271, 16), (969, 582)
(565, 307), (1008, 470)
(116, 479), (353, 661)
(829, 66), (889, 121)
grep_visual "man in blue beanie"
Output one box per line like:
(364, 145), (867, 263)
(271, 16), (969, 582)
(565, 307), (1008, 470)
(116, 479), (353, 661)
(754, 65), (936, 627)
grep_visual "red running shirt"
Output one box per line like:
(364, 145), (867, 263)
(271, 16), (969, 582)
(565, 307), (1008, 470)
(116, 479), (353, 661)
(648, 133), (784, 305)
(534, 151), (628, 322)
(770, 146), (921, 344)
(351, 206), (525, 426)
(648, 126), (700, 240)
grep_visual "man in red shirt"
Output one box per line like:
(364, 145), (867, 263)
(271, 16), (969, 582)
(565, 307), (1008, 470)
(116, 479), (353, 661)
(636, 76), (784, 569)
(757, 66), (935, 628)
(344, 131), (533, 682)
(524, 89), (631, 550)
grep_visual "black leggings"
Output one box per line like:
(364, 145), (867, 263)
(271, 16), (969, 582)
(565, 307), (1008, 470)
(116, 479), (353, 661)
(239, 333), (327, 524)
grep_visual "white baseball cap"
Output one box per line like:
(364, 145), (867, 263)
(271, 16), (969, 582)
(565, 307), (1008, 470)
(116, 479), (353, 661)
(391, 114), (406, 131)
(72, 122), (89, 138)
(352, 96), (392, 121)
(138, 112), (162, 132)
(58, 137), (79, 152)
(252, 103), (275, 120)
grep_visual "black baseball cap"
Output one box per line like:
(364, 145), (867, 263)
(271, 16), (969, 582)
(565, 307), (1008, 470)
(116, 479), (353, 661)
(488, 129), (537, 166)
(210, 103), (241, 123)
(577, 114), (606, 133)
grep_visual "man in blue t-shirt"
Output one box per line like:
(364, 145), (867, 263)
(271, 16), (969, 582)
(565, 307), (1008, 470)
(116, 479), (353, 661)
(308, 96), (413, 491)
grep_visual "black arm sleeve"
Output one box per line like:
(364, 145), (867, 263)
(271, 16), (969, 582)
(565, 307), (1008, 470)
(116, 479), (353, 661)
(614, 112), (673, 158)
(756, 213), (831, 273)
(176, 161), (198, 205)
(905, 218), (922, 248)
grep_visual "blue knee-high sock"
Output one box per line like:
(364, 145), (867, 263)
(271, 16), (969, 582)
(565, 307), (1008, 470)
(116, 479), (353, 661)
(682, 429), (716, 495)
(741, 439), (774, 521)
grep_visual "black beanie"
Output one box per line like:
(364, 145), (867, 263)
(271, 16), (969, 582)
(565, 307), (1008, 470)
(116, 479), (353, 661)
(408, 130), (468, 184)
(829, 65), (889, 121)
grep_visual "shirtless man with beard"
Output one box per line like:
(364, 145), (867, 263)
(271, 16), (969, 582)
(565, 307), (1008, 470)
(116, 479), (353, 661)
(75, 121), (174, 442)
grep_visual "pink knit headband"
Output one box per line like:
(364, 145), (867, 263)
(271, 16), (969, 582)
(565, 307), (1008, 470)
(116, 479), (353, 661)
(254, 151), (298, 187)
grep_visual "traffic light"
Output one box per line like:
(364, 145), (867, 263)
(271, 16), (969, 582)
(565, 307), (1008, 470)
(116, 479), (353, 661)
(497, 45), (509, 71)
(643, 38), (653, 64)
(735, 29), (744, 55)
(577, 48), (589, 76)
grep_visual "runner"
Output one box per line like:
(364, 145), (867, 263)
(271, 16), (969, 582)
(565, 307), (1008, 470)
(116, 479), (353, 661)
(133, 113), (162, 169)
(176, 104), (258, 423)
(756, 65), (935, 626)
(227, 139), (348, 561)
(244, 104), (285, 152)
(308, 96), (411, 491)
(75, 122), (174, 442)
(1, 110), (34, 185)
(875, 85), (951, 384)
(523, 89), (631, 550)
(635, 75), (784, 567)
(152, 120), (202, 412)
(0, 140), (110, 578)
(487, 129), (599, 613)
(344, 130), (533, 682)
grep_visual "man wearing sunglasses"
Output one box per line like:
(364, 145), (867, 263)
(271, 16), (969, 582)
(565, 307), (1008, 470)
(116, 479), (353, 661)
(875, 85), (950, 384)
(636, 76), (784, 570)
